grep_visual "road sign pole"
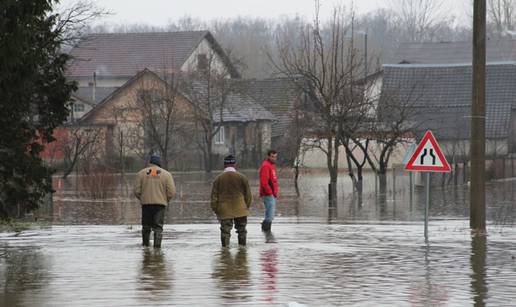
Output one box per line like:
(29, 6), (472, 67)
(404, 130), (450, 243)
(425, 172), (430, 243)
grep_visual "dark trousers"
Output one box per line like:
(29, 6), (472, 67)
(141, 204), (166, 247)
(220, 216), (247, 247)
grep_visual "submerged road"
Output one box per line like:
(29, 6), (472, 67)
(1, 219), (515, 306)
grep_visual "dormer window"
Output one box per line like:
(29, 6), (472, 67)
(73, 103), (85, 112)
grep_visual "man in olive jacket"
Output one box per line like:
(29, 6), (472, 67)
(211, 155), (253, 247)
(134, 154), (176, 248)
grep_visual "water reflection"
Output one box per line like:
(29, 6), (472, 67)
(137, 249), (172, 301)
(50, 171), (516, 225)
(0, 247), (50, 307)
(470, 234), (488, 307)
(260, 248), (278, 304)
(409, 245), (450, 306)
(212, 248), (251, 303)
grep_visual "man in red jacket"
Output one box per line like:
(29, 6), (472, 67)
(259, 150), (279, 232)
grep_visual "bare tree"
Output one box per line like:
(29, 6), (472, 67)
(134, 71), (191, 170)
(181, 51), (238, 173)
(53, 0), (109, 48)
(389, 0), (454, 42)
(270, 2), (361, 206)
(354, 86), (421, 194)
(487, 0), (516, 35)
(61, 125), (102, 179)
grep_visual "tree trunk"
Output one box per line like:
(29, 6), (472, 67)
(62, 149), (80, 180)
(356, 166), (364, 195)
(328, 137), (339, 207)
(205, 139), (213, 173)
(294, 163), (300, 197)
(329, 169), (338, 207)
(378, 160), (388, 196)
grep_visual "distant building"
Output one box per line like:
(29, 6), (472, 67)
(67, 30), (240, 86)
(54, 69), (273, 170)
(380, 62), (516, 163)
(389, 39), (516, 65)
(65, 31), (240, 125)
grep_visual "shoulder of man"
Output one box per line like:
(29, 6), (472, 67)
(158, 168), (173, 179)
(260, 159), (270, 169)
(236, 171), (249, 180)
(137, 167), (149, 176)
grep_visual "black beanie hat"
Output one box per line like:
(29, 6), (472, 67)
(224, 154), (236, 166)
(149, 154), (161, 167)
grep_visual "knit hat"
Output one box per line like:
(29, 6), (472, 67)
(149, 154), (161, 167)
(223, 154), (236, 166)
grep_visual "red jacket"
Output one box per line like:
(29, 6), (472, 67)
(259, 159), (278, 197)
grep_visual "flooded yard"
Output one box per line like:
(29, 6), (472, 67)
(1, 170), (516, 306)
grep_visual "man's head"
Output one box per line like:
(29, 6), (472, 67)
(149, 154), (161, 167)
(224, 154), (236, 167)
(267, 149), (278, 163)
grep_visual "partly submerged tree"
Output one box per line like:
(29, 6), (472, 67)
(270, 2), (363, 206)
(0, 0), (102, 220)
(0, 0), (77, 220)
(181, 50), (241, 174)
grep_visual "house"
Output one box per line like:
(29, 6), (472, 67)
(65, 31), (241, 124)
(67, 31), (240, 86)
(43, 31), (277, 170)
(75, 69), (273, 170)
(380, 62), (516, 164)
(233, 78), (308, 164)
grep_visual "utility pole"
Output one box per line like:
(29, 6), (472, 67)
(470, 0), (486, 232)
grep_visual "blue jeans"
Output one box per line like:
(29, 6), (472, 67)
(263, 196), (276, 222)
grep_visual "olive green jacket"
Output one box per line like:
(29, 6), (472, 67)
(211, 169), (252, 219)
(134, 164), (176, 206)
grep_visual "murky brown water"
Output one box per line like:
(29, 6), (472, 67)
(1, 170), (516, 306)
(1, 222), (515, 306)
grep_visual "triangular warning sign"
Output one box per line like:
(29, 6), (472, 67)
(405, 130), (451, 172)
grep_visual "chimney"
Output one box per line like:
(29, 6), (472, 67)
(92, 72), (97, 102)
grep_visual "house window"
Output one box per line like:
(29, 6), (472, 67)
(214, 126), (225, 144)
(137, 90), (161, 104)
(198, 53), (208, 70)
(73, 103), (85, 112)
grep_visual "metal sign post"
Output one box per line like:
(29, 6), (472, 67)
(405, 131), (451, 243)
(424, 172), (430, 243)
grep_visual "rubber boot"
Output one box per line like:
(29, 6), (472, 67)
(221, 235), (230, 247)
(261, 221), (272, 232)
(153, 232), (162, 248)
(238, 234), (246, 246)
(142, 229), (151, 247)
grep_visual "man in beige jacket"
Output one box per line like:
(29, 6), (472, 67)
(134, 155), (176, 248)
(211, 155), (253, 247)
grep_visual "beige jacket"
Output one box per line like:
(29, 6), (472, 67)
(134, 164), (176, 206)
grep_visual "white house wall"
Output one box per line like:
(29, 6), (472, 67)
(298, 137), (509, 170)
(298, 138), (414, 170)
(181, 38), (227, 74)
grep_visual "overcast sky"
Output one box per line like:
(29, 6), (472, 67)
(58, 0), (471, 27)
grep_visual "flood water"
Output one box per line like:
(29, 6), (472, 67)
(1, 170), (516, 306)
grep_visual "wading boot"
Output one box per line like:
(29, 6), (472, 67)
(142, 229), (151, 247)
(221, 235), (230, 248)
(153, 232), (163, 248)
(261, 221), (272, 232)
(238, 235), (246, 246)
